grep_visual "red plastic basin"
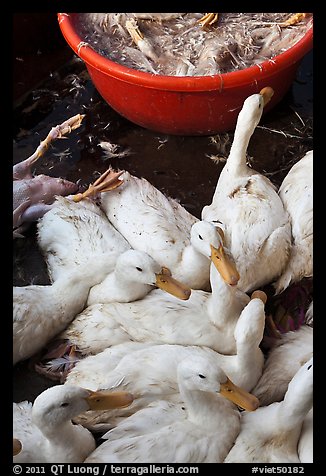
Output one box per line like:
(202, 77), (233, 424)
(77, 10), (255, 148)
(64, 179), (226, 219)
(58, 13), (313, 136)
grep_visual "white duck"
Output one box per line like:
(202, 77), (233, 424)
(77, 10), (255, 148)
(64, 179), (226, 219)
(298, 407), (313, 463)
(213, 290), (266, 391)
(13, 384), (133, 463)
(66, 291), (266, 431)
(87, 249), (191, 304)
(13, 260), (114, 365)
(85, 355), (259, 463)
(252, 324), (313, 406)
(37, 196), (130, 282)
(224, 357), (313, 463)
(273, 149), (313, 294)
(100, 171), (227, 291)
(37, 195), (191, 305)
(202, 87), (292, 293)
(14, 249), (191, 366)
(60, 221), (249, 356)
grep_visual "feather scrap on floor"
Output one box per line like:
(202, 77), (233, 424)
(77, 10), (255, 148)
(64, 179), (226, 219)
(98, 141), (132, 160)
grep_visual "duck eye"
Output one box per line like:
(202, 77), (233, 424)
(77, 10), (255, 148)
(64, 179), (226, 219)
(307, 365), (312, 370)
(198, 374), (206, 379)
(198, 235), (203, 240)
(136, 267), (143, 272)
(60, 402), (69, 407)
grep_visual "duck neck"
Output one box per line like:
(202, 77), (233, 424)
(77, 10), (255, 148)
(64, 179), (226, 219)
(236, 339), (262, 372)
(236, 341), (262, 362)
(88, 271), (151, 304)
(113, 272), (152, 302)
(48, 259), (116, 326)
(178, 381), (226, 429)
(40, 419), (78, 442)
(226, 120), (254, 176)
(87, 273), (116, 304)
(180, 245), (210, 288)
(40, 420), (94, 461)
(207, 264), (238, 326)
(277, 385), (312, 431)
(55, 253), (116, 298)
(51, 265), (103, 311)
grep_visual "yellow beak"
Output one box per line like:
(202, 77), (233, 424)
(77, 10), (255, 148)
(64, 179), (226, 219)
(220, 378), (260, 411)
(259, 86), (274, 106)
(210, 244), (240, 286)
(155, 267), (191, 300)
(85, 390), (134, 411)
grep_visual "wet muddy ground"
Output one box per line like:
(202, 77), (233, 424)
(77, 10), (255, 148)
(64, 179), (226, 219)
(13, 14), (313, 404)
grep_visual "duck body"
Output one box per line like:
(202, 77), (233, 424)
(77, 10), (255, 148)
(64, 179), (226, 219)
(37, 196), (191, 306)
(203, 173), (291, 292)
(61, 257), (250, 356)
(66, 294), (266, 431)
(225, 357), (313, 463)
(100, 172), (213, 290)
(226, 404), (303, 463)
(252, 324), (313, 406)
(202, 90), (291, 292)
(13, 258), (117, 365)
(65, 342), (154, 391)
(87, 399), (238, 463)
(37, 196), (130, 282)
(273, 150), (313, 294)
(85, 355), (258, 463)
(69, 344), (218, 430)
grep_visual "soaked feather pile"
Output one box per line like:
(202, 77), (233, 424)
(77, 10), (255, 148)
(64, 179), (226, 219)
(75, 13), (312, 76)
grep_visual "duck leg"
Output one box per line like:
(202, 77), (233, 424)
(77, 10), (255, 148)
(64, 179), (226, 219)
(125, 18), (159, 62)
(278, 13), (310, 27)
(13, 114), (85, 180)
(196, 13), (219, 29)
(72, 169), (124, 202)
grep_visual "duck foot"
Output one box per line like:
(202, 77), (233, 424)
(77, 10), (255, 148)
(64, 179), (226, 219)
(196, 13), (219, 29)
(72, 168), (124, 202)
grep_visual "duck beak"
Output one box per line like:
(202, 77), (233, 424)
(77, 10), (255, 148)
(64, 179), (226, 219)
(251, 290), (267, 304)
(13, 438), (22, 456)
(210, 244), (240, 286)
(220, 378), (260, 411)
(85, 390), (134, 410)
(259, 86), (274, 106)
(155, 267), (191, 300)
